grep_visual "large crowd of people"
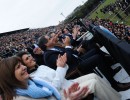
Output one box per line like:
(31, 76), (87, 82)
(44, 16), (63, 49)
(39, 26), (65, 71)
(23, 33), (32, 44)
(0, 19), (87, 59)
(1, 17), (130, 59)
(85, 18), (130, 42)
(0, 28), (48, 58)
(1, 0), (130, 99)
(0, 17), (130, 99)
(100, 0), (130, 16)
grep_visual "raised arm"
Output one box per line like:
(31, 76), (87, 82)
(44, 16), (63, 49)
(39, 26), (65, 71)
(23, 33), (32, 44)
(52, 53), (68, 90)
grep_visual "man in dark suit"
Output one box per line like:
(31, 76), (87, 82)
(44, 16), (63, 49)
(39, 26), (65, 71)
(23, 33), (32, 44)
(38, 35), (103, 73)
(37, 34), (111, 76)
(38, 35), (130, 91)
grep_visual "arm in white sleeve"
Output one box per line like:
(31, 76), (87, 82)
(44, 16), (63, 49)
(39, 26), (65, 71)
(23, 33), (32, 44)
(52, 64), (68, 90)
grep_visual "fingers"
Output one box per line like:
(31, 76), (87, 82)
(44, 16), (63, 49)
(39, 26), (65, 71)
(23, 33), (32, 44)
(68, 82), (79, 92)
(63, 89), (68, 99)
(62, 53), (67, 62)
(83, 87), (91, 98)
(76, 86), (89, 100)
(72, 82), (79, 89)
(57, 54), (61, 62)
(57, 31), (62, 36)
(70, 86), (89, 100)
(60, 53), (67, 63)
(73, 27), (78, 34)
(56, 53), (67, 67)
(58, 54), (61, 59)
(64, 83), (90, 100)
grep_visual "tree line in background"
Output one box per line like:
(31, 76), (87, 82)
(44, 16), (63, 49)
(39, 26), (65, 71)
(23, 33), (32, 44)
(64, 0), (104, 23)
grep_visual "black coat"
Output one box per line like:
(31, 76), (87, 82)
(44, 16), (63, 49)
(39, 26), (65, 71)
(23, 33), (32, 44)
(43, 47), (80, 70)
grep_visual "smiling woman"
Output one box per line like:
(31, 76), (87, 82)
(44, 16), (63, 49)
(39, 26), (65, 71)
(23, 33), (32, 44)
(0, 54), (122, 100)
(14, 62), (29, 84)
(0, 56), (61, 100)
(0, 56), (27, 100)
(21, 54), (36, 70)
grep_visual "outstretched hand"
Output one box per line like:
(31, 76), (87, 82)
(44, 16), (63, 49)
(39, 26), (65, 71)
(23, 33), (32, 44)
(72, 27), (79, 40)
(62, 36), (71, 46)
(64, 83), (89, 100)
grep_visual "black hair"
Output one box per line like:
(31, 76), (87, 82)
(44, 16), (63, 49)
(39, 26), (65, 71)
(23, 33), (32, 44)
(15, 51), (30, 66)
(37, 36), (47, 51)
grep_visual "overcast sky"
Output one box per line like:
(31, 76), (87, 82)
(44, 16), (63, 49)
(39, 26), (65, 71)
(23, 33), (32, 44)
(0, 0), (88, 33)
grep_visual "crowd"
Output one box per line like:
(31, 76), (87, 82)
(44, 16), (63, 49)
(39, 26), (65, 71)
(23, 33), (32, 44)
(0, 17), (130, 100)
(87, 18), (130, 42)
(1, 17), (130, 59)
(0, 28), (49, 58)
(0, 19), (87, 59)
(0, 0), (130, 100)
(100, 0), (130, 16)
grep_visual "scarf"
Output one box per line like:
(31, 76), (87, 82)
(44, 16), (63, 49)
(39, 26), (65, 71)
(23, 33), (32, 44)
(16, 77), (61, 100)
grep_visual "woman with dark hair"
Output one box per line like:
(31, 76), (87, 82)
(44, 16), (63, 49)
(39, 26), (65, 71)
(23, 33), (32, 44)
(0, 56), (28, 100)
(0, 56), (90, 100)
(0, 56), (67, 100)
(15, 51), (121, 100)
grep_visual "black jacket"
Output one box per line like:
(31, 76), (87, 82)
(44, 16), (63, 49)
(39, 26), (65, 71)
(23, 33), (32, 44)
(43, 47), (80, 70)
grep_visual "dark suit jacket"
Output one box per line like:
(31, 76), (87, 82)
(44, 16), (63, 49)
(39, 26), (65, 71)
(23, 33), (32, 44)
(43, 46), (103, 76)
(43, 46), (120, 84)
(43, 47), (80, 71)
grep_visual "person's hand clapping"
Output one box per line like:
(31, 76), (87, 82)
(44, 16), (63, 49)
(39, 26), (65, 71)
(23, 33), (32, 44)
(64, 82), (90, 100)
(72, 27), (78, 40)
(56, 53), (67, 68)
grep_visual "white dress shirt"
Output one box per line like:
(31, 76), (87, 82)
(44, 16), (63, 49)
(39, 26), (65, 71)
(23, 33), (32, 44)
(30, 65), (74, 90)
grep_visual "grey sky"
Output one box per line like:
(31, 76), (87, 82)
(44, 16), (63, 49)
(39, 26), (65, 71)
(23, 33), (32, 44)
(0, 0), (88, 33)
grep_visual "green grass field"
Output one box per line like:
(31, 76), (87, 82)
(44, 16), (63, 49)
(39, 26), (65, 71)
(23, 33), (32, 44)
(88, 0), (130, 25)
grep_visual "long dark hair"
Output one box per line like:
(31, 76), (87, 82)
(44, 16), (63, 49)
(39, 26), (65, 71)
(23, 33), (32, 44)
(16, 51), (30, 66)
(16, 51), (39, 74)
(0, 56), (27, 100)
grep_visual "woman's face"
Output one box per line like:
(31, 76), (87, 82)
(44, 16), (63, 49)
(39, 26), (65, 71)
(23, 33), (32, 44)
(22, 54), (36, 69)
(15, 62), (29, 82)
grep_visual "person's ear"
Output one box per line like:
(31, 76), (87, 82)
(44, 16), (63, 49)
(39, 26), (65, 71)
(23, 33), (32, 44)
(44, 43), (48, 46)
